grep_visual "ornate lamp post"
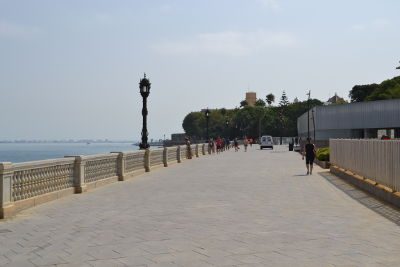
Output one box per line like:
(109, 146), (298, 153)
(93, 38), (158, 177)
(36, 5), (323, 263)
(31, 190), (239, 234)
(139, 73), (151, 150)
(205, 108), (210, 141)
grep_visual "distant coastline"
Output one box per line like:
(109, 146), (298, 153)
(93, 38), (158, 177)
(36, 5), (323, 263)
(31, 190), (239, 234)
(0, 140), (137, 144)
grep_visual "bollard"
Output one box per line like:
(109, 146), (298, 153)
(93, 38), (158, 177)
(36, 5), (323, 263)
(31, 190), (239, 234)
(177, 146), (182, 163)
(163, 147), (168, 167)
(144, 149), (151, 172)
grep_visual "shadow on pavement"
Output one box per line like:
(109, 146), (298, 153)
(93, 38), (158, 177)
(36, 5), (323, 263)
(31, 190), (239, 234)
(320, 171), (400, 226)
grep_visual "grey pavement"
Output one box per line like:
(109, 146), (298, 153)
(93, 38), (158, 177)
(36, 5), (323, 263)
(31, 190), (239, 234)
(1, 145), (400, 266)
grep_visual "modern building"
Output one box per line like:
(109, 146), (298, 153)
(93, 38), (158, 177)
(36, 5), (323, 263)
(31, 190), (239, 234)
(246, 92), (257, 106)
(297, 98), (400, 143)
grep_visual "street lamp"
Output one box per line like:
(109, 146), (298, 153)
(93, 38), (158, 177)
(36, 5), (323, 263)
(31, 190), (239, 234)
(311, 109), (316, 142)
(139, 73), (151, 150)
(205, 108), (210, 141)
(225, 119), (229, 139)
(396, 61), (400, 70)
(306, 90), (311, 140)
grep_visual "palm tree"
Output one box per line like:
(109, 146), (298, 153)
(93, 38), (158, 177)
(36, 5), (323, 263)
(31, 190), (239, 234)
(266, 93), (275, 106)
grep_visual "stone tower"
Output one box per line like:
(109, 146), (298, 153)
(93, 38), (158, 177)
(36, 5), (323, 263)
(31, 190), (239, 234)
(246, 92), (257, 106)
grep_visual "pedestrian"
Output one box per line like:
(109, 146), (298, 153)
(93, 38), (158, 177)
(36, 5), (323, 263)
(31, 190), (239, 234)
(211, 139), (216, 154)
(208, 138), (213, 154)
(302, 137), (316, 175)
(234, 138), (239, 152)
(225, 138), (230, 150)
(216, 136), (223, 154)
(243, 136), (249, 152)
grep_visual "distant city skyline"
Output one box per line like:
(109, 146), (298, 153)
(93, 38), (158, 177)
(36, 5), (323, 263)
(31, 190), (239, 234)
(1, 0), (399, 141)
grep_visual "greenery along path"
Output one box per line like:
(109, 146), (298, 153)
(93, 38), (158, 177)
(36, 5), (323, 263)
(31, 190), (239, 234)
(0, 146), (400, 266)
(183, 76), (400, 140)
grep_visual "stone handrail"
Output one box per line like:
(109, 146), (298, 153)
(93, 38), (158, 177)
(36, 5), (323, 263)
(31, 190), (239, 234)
(150, 149), (164, 167)
(330, 139), (400, 192)
(166, 146), (179, 165)
(124, 150), (146, 174)
(180, 145), (187, 161)
(12, 158), (75, 201)
(0, 144), (207, 219)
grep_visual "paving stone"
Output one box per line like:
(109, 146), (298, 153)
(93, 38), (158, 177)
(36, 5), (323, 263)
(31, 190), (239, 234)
(86, 259), (127, 267)
(29, 254), (68, 266)
(1, 146), (400, 266)
(0, 255), (10, 266)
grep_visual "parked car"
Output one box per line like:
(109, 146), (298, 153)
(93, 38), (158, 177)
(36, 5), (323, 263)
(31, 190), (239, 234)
(260, 135), (274, 149)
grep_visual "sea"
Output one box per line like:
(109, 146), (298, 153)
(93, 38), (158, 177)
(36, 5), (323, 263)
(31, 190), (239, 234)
(0, 143), (139, 163)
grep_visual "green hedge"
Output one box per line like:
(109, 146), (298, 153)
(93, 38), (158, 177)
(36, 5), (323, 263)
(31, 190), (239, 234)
(316, 147), (330, 161)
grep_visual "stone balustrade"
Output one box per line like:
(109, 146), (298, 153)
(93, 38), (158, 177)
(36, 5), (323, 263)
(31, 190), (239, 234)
(0, 144), (207, 219)
(12, 158), (75, 201)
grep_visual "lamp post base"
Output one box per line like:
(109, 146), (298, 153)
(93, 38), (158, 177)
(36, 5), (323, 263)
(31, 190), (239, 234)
(139, 143), (150, 150)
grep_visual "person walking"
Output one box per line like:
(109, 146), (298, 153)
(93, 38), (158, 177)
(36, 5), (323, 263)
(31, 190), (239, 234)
(216, 136), (223, 154)
(208, 138), (213, 154)
(243, 136), (249, 152)
(302, 137), (316, 175)
(234, 138), (239, 152)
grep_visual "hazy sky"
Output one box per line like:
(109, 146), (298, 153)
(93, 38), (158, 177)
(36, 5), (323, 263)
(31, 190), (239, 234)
(1, 0), (399, 141)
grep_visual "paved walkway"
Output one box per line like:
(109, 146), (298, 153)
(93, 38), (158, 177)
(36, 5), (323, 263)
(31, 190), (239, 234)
(1, 146), (400, 267)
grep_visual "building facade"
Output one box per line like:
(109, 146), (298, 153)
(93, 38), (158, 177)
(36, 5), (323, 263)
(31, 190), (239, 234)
(297, 99), (400, 141)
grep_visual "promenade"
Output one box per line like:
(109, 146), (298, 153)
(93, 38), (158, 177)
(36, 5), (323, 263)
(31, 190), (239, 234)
(1, 146), (400, 266)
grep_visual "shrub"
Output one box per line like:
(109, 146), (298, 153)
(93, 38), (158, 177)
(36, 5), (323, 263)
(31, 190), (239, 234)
(316, 147), (330, 161)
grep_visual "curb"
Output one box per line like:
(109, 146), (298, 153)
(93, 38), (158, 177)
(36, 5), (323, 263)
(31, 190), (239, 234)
(330, 165), (400, 209)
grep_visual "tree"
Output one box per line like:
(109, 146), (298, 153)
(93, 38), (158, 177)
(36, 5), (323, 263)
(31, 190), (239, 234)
(181, 97), (325, 140)
(349, 84), (378, 102)
(240, 100), (248, 107)
(279, 91), (289, 107)
(266, 93), (275, 106)
(233, 106), (267, 138)
(182, 112), (205, 138)
(255, 99), (266, 107)
(366, 76), (400, 101)
(349, 76), (400, 102)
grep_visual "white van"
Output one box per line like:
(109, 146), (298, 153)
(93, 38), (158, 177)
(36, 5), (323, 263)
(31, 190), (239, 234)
(260, 135), (274, 149)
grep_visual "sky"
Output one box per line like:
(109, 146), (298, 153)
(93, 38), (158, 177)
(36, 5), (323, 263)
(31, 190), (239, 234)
(1, 0), (399, 141)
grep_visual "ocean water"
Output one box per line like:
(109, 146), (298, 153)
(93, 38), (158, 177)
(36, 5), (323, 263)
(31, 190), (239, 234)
(0, 143), (139, 163)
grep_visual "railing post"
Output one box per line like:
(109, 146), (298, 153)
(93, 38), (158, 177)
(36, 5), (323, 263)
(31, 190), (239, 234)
(195, 144), (199, 157)
(177, 146), (182, 163)
(144, 149), (151, 172)
(115, 152), (126, 181)
(202, 144), (206, 155)
(163, 147), (168, 167)
(74, 156), (87, 194)
(0, 162), (14, 219)
(187, 145), (192, 159)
